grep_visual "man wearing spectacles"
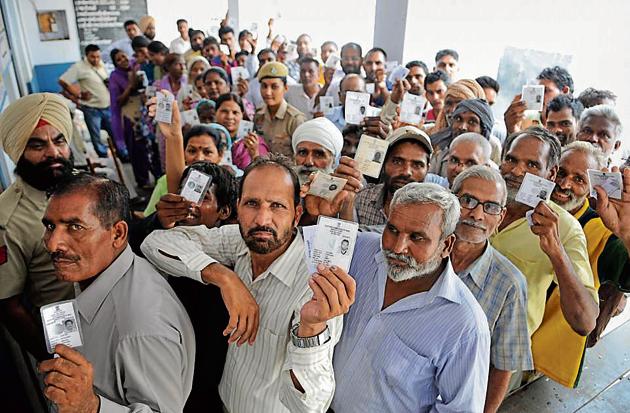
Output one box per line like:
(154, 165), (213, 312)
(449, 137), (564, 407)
(450, 166), (532, 412)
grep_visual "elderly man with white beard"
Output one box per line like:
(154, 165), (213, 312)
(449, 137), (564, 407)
(550, 142), (630, 347)
(291, 117), (344, 185)
(281, 183), (490, 412)
(449, 166), (532, 413)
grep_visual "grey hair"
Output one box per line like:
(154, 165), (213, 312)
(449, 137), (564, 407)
(562, 141), (607, 170)
(579, 104), (623, 139)
(390, 182), (460, 238)
(451, 165), (508, 205)
(449, 132), (492, 164)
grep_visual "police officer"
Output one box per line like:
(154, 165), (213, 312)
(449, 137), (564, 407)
(254, 61), (306, 157)
(0, 93), (75, 360)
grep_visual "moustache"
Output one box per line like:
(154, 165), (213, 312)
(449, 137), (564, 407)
(50, 251), (80, 263)
(503, 174), (523, 187)
(383, 250), (417, 267)
(460, 218), (486, 230)
(247, 226), (277, 237)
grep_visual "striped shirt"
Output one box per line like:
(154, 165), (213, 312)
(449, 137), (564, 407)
(288, 233), (490, 412)
(456, 242), (534, 371)
(141, 224), (342, 413)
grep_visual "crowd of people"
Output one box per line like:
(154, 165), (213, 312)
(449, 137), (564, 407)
(0, 10), (628, 413)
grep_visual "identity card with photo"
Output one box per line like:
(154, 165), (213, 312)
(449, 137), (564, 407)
(354, 134), (390, 178)
(588, 169), (622, 199)
(515, 172), (556, 208)
(521, 85), (545, 112)
(180, 169), (213, 204)
(366, 83), (376, 94)
(325, 54), (341, 69)
(388, 66), (409, 84)
(145, 85), (157, 98)
(181, 109), (200, 126)
(400, 92), (426, 124)
(320, 96), (335, 115)
(156, 91), (175, 124)
(344, 91), (371, 125)
(231, 66), (250, 83)
(365, 106), (381, 117)
(385, 61), (399, 73)
(237, 120), (254, 139)
(219, 44), (230, 55)
(307, 171), (347, 202)
(40, 300), (83, 354)
(311, 216), (359, 272)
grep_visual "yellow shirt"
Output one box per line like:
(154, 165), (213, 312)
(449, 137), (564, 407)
(490, 201), (596, 335)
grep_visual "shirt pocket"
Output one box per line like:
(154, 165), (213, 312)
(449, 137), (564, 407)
(372, 333), (436, 409)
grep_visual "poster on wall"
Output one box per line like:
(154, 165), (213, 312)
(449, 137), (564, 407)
(37, 10), (70, 41)
(73, 0), (148, 49)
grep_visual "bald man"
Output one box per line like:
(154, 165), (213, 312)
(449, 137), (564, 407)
(0, 93), (75, 360)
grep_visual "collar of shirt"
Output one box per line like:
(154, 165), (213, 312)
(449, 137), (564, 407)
(573, 200), (590, 220)
(460, 241), (493, 290)
(374, 251), (463, 314)
(14, 175), (48, 206)
(264, 99), (288, 122)
(76, 245), (134, 323)
(238, 230), (305, 288)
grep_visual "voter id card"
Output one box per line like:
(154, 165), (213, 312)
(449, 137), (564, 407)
(588, 169), (622, 199)
(41, 300), (83, 354)
(156, 91), (175, 124)
(344, 91), (371, 125)
(311, 216), (359, 272)
(521, 85), (545, 112)
(515, 172), (556, 208)
(307, 172), (347, 202)
(180, 169), (212, 204)
(354, 134), (389, 178)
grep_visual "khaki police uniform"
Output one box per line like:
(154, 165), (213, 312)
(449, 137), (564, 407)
(0, 176), (74, 308)
(254, 62), (306, 157)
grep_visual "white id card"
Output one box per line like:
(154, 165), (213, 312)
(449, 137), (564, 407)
(286, 43), (298, 61)
(320, 96), (335, 115)
(237, 120), (254, 139)
(365, 106), (381, 117)
(388, 66), (410, 84)
(588, 169), (622, 199)
(354, 134), (389, 178)
(526, 210), (535, 227)
(145, 85), (157, 98)
(219, 44), (230, 55)
(181, 109), (200, 126)
(156, 91), (175, 124)
(344, 91), (371, 125)
(182, 84), (194, 99)
(385, 61), (399, 73)
(41, 300), (83, 354)
(307, 172), (347, 202)
(311, 216), (359, 273)
(515, 172), (556, 208)
(231, 66), (250, 83)
(180, 169), (212, 204)
(521, 85), (545, 112)
(365, 83), (376, 94)
(325, 54), (341, 69)
(399, 92), (426, 124)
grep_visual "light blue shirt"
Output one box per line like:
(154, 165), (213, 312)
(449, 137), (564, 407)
(326, 105), (346, 132)
(331, 233), (490, 413)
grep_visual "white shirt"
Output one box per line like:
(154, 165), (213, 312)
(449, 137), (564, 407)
(140, 225), (342, 413)
(285, 85), (318, 120)
(170, 36), (190, 54)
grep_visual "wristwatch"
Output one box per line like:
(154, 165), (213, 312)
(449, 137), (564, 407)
(290, 323), (331, 348)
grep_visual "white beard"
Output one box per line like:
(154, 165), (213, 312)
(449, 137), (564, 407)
(384, 247), (444, 282)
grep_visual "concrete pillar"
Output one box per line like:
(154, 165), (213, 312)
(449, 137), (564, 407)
(372, 0), (409, 64)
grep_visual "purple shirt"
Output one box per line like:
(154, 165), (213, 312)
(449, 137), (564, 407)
(108, 67), (130, 149)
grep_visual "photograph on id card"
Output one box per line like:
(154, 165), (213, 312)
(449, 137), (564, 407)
(180, 169), (213, 204)
(320, 96), (335, 115)
(307, 172), (347, 202)
(344, 91), (371, 125)
(325, 54), (340, 69)
(156, 91), (175, 124)
(354, 134), (390, 178)
(588, 169), (622, 199)
(521, 85), (545, 112)
(181, 109), (200, 126)
(40, 300), (83, 354)
(231, 66), (249, 83)
(311, 216), (359, 272)
(515, 172), (556, 208)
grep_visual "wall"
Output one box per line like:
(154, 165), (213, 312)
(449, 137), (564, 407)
(404, 0), (630, 153)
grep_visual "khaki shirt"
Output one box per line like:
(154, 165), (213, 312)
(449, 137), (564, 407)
(0, 177), (74, 308)
(60, 59), (110, 109)
(254, 99), (306, 157)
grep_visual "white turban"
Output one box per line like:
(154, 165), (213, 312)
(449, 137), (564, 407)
(292, 117), (343, 158)
(0, 93), (73, 163)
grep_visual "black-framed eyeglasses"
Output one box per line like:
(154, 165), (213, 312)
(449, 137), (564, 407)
(458, 194), (504, 216)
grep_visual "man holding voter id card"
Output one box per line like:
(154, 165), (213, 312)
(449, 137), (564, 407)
(142, 154), (350, 413)
(292, 117), (343, 185)
(491, 126), (599, 389)
(38, 174), (195, 413)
